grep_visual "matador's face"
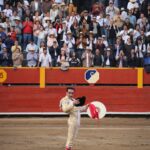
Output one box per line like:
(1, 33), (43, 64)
(67, 89), (75, 99)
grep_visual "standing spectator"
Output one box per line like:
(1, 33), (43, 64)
(76, 32), (87, 59)
(37, 26), (47, 47)
(3, 4), (12, 18)
(13, 17), (22, 45)
(12, 47), (23, 67)
(115, 50), (127, 67)
(128, 49), (138, 67)
(135, 37), (146, 67)
(26, 48), (38, 67)
(50, 3), (59, 23)
(104, 48), (114, 67)
(0, 0), (4, 11)
(81, 46), (94, 67)
(0, 26), (7, 42)
(11, 40), (22, 53)
(57, 49), (69, 66)
(47, 32), (58, 48)
(4, 34), (14, 53)
(49, 41), (60, 66)
(42, 0), (53, 14)
(0, 47), (12, 66)
(128, 9), (136, 27)
(0, 38), (6, 54)
(89, 17), (101, 38)
(33, 20), (42, 45)
(26, 40), (39, 53)
(66, 0), (79, 15)
(64, 31), (75, 53)
(94, 48), (104, 67)
(106, 0), (119, 19)
(23, 17), (33, 50)
(38, 47), (52, 67)
(31, 0), (42, 14)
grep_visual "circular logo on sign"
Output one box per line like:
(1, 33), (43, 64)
(84, 69), (99, 84)
(0, 69), (7, 83)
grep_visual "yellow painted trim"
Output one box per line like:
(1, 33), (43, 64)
(40, 67), (45, 88)
(137, 68), (143, 88)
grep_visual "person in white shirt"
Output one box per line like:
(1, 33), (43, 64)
(50, 4), (59, 23)
(127, 0), (139, 11)
(38, 47), (52, 67)
(3, 4), (12, 18)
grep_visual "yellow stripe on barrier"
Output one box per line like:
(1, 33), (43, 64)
(137, 68), (143, 88)
(40, 67), (45, 88)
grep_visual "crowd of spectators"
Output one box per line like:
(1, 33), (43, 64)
(0, 0), (150, 69)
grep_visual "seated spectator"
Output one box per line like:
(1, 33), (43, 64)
(104, 48), (115, 67)
(95, 37), (105, 55)
(69, 51), (80, 67)
(38, 47), (52, 67)
(94, 48), (104, 67)
(12, 47), (23, 67)
(11, 40), (22, 53)
(49, 41), (60, 67)
(26, 48), (38, 67)
(81, 46), (94, 67)
(0, 47), (12, 66)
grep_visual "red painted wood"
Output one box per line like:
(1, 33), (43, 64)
(3, 68), (39, 84)
(0, 86), (150, 113)
(144, 71), (150, 85)
(46, 69), (137, 84)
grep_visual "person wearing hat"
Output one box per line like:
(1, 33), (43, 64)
(26, 47), (38, 67)
(47, 31), (58, 48)
(59, 87), (89, 150)
(50, 3), (59, 22)
(81, 46), (94, 67)
(106, 0), (119, 19)
(64, 30), (75, 53)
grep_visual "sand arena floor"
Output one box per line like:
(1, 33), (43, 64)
(0, 117), (150, 150)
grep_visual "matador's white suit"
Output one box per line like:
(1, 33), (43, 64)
(60, 95), (87, 148)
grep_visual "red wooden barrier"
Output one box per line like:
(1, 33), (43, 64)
(0, 86), (150, 113)
(1, 67), (149, 85)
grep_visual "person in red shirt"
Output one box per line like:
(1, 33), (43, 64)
(22, 17), (33, 50)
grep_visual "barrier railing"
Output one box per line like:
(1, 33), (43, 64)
(0, 67), (149, 88)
